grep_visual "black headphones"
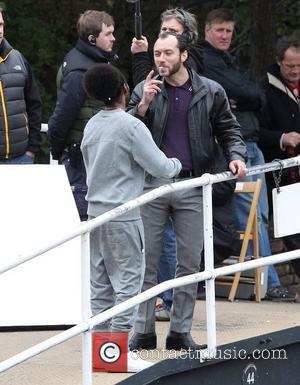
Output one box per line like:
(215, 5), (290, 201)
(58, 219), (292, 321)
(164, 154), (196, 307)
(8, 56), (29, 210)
(89, 35), (97, 45)
(176, 8), (193, 44)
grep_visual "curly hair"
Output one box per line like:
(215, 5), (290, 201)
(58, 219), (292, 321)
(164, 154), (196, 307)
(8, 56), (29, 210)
(83, 63), (126, 106)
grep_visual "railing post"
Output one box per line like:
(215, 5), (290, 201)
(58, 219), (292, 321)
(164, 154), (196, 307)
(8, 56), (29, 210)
(203, 180), (217, 356)
(81, 229), (92, 385)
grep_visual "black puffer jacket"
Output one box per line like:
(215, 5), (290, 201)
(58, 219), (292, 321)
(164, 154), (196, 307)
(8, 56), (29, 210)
(48, 39), (118, 159)
(0, 39), (41, 159)
(127, 69), (247, 176)
(201, 40), (265, 142)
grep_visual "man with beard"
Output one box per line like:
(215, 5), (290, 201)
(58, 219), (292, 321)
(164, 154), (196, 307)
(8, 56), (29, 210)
(48, 10), (117, 220)
(131, 7), (203, 86)
(127, 32), (247, 351)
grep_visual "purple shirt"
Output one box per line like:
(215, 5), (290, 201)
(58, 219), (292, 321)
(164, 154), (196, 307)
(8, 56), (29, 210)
(161, 79), (193, 170)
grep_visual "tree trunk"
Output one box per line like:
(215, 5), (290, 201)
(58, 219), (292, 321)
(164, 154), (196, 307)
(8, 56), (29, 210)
(249, 0), (279, 79)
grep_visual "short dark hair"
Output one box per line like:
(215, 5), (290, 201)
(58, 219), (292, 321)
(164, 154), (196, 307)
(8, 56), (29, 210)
(276, 35), (300, 61)
(77, 10), (114, 42)
(160, 8), (198, 44)
(83, 64), (126, 106)
(205, 8), (235, 27)
(157, 31), (189, 54)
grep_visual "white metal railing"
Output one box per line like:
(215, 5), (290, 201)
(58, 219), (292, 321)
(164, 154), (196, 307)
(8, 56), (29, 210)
(1, 156), (300, 385)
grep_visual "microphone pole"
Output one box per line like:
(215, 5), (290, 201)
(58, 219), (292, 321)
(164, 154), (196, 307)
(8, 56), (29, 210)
(126, 0), (142, 40)
(134, 0), (142, 40)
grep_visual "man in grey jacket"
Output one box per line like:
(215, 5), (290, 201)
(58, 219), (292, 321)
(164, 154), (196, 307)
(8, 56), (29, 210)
(128, 32), (247, 351)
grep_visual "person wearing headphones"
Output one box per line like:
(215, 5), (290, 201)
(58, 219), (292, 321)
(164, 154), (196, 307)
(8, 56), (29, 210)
(48, 10), (117, 220)
(131, 7), (203, 86)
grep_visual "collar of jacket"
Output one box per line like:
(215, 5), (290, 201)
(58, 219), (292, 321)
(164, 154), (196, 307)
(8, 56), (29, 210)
(76, 38), (118, 64)
(201, 39), (239, 68)
(0, 38), (13, 63)
(188, 41), (204, 74)
(154, 67), (210, 101)
(267, 63), (298, 104)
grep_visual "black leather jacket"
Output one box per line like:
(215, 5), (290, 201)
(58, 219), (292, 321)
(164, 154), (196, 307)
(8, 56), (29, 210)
(127, 69), (247, 177)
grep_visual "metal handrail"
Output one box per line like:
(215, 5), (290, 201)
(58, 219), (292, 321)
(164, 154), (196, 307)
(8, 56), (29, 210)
(1, 156), (300, 384)
(2, 156), (299, 276)
(1, 249), (299, 375)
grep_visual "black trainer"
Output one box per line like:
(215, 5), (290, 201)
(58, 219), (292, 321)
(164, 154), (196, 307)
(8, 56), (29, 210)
(265, 286), (298, 302)
(129, 332), (157, 351)
(166, 331), (207, 351)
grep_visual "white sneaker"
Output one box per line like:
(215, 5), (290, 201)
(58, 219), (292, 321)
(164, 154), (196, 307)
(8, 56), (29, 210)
(155, 303), (170, 321)
(127, 350), (154, 372)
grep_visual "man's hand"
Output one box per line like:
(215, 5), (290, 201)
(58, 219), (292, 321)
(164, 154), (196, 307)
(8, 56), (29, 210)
(131, 36), (148, 54)
(229, 159), (247, 179)
(281, 132), (300, 148)
(25, 151), (35, 159)
(137, 70), (162, 116)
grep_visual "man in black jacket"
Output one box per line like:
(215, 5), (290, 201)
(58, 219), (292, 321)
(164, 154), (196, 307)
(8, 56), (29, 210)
(48, 10), (117, 220)
(260, 35), (300, 279)
(131, 7), (240, 321)
(201, 8), (296, 301)
(128, 32), (247, 351)
(0, 7), (41, 164)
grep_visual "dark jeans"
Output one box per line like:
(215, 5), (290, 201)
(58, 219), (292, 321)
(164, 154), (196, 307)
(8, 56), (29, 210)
(61, 149), (88, 221)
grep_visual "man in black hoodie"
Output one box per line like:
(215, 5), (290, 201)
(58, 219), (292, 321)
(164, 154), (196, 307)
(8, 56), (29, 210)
(48, 10), (118, 220)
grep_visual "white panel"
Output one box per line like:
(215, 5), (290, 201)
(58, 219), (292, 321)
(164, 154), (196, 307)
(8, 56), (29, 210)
(0, 165), (82, 326)
(273, 182), (300, 238)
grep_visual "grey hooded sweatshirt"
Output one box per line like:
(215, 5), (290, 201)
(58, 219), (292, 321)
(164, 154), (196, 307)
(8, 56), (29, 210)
(81, 108), (181, 220)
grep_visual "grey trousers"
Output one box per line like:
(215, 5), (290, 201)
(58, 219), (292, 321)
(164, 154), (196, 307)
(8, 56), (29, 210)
(89, 218), (145, 332)
(134, 176), (204, 334)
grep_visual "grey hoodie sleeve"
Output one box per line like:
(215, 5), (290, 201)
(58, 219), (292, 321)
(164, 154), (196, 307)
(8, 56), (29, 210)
(131, 120), (182, 178)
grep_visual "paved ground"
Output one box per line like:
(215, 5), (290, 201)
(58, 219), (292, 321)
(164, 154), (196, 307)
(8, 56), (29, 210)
(0, 298), (299, 385)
